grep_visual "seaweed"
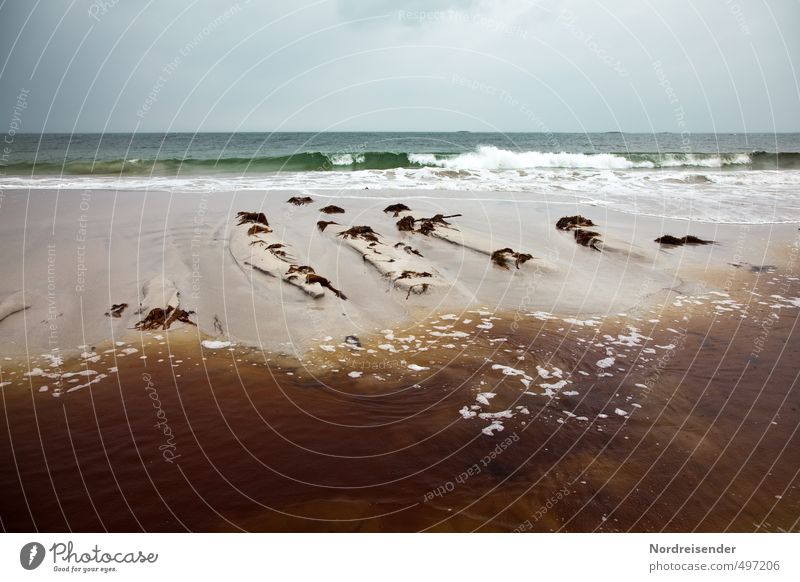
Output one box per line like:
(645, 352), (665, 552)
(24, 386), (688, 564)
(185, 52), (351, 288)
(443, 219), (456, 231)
(420, 214), (458, 234)
(317, 220), (339, 232)
(337, 225), (381, 243)
(250, 240), (293, 261)
(655, 235), (714, 246)
(213, 314), (224, 335)
(406, 283), (430, 299)
(320, 205), (345, 214)
(556, 215), (595, 230)
(306, 273), (347, 300)
(393, 242), (423, 257)
(396, 215), (416, 231)
(286, 264), (316, 277)
(105, 303), (128, 318)
(417, 218), (440, 236)
(490, 248), (534, 269)
(408, 213), (462, 235)
(383, 203), (411, 217)
(135, 306), (195, 331)
(237, 211), (269, 226)
(396, 213), (462, 234)
(247, 224), (272, 236)
(286, 265), (347, 300)
(397, 270), (433, 279)
(344, 335), (361, 348)
(555, 215), (603, 251)
(287, 196), (314, 206)
(573, 229), (602, 251)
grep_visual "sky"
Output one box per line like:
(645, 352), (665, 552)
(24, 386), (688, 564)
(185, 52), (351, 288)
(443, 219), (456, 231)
(0, 0), (798, 133)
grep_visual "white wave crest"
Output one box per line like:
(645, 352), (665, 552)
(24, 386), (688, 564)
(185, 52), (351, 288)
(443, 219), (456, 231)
(412, 146), (639, 170)
(408, 153), (438, 166)
(409, 146), (753, 170)
(325, 153), (365, 166)
(657, 153), (751, 167)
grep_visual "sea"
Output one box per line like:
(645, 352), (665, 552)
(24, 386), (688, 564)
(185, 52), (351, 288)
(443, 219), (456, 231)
(2, 132), (799, 223)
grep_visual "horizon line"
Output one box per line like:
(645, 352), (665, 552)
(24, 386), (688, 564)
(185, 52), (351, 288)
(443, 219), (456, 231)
(14, 130), (800, 135)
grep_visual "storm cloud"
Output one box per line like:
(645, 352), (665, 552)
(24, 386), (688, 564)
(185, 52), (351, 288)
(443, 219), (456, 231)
(0, 0), (797, 132)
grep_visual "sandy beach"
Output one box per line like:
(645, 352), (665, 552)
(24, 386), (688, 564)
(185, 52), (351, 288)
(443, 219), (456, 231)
(1, 186), (798, 531)
(1, 187), (796, 358)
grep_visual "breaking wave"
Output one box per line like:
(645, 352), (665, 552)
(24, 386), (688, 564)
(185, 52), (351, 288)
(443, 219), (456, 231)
(3, 147), (798, 175)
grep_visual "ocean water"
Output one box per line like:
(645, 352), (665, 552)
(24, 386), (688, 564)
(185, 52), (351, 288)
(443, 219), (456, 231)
(2, 132), (800, 223)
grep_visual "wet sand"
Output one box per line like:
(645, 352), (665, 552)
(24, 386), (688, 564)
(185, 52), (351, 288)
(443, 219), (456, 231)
(1, 187), (795, 358)
(1, 260), (798, 532)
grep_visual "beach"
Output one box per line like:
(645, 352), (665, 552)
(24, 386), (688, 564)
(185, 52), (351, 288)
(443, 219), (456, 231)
(1, 182), (799, 531)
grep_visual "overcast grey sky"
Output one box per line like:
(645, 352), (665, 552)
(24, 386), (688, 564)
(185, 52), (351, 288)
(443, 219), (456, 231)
(1, 0), (798, 133)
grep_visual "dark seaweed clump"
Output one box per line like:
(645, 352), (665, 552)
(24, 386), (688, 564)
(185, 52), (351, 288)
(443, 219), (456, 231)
(655, 235), (713, 246)
(490, 248), (533, 269)
(384, 203), (411, 217)
(573, 229), (602, 251)
(397, 214), (461, 235)
(338, 225), (381, 243)
(317, 220), (339, 232)
(247, 224), (272, 236)
(135, 306), (195, 331)
(320, 205), (345, 214)
(397, 270), (432, 279)
(393, 242), (423, 257)
(556, 215), (595, 230)
(105, 303), (128, 318)
(286, 264), (347, 300)
(237, 211), (269, 226)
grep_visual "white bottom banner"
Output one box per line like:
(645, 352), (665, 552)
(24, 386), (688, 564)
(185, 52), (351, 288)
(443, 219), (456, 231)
(0, 533), (797, 581)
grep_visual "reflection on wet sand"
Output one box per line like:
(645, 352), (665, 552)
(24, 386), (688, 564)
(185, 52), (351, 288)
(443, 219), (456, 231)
(1, 265), (798, 532)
